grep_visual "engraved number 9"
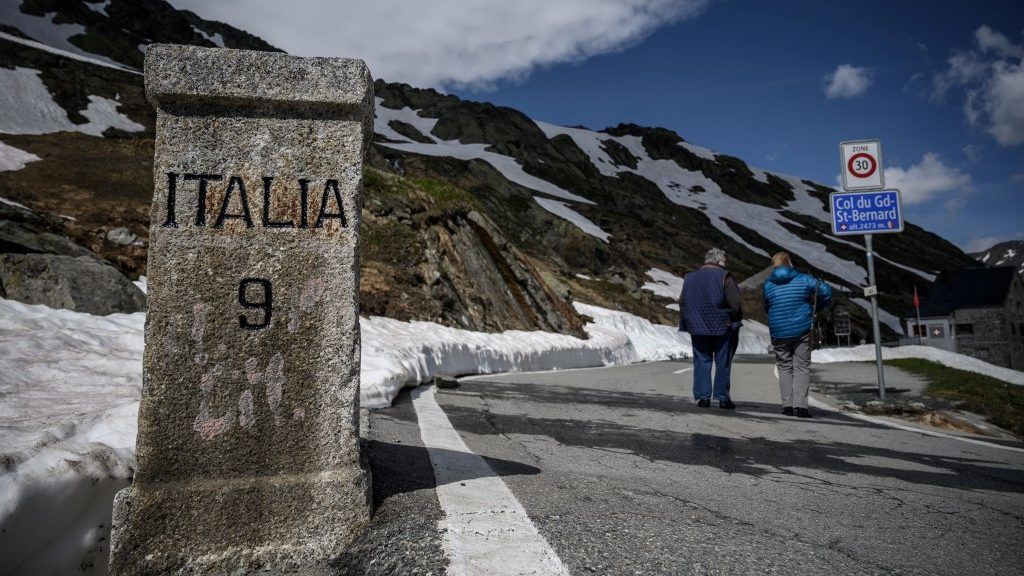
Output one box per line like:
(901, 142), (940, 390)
(239, 278), (272, 330)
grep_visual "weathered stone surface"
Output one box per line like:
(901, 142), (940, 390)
(0, 253), (146, 314)
(109, 45), (373, 575)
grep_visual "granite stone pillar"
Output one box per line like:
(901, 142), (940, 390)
(109, 44), (373, 575)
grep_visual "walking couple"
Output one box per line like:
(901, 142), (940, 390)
(678, 249), (832, 416)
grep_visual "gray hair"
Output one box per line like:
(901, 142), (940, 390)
(704, 247), (727, 265)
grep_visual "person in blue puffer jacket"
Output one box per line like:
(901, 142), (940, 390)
(762, 252), (832, 418)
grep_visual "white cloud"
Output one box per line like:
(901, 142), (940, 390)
(167, 0), (709, 90)
(983, 61), (1024, 145)
(975, 25), (1024, 59)
(883, 153), (972, 205)
(823, 64), (873, 99)
(931, 25), (1024, 146)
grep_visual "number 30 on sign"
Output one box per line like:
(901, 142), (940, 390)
(840, 139), (884, 192)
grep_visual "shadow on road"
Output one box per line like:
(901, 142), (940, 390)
(438, 386), (1024, 494)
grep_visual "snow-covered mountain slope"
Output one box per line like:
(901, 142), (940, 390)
(2, 1), (980, 341)
(371, 82), (977, 338)
(972, 240), (1024, 277)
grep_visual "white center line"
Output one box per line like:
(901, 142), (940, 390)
(411, 385), (570, 576)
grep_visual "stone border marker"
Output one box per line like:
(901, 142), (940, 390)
(110, 45), (373, 575)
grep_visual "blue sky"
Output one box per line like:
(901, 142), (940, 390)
(455, 0), (1024, 251)
(176, 0), (1023, 252)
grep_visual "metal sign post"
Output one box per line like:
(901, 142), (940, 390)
(863, 234), (886, 400)
(830, 176), (903, 400)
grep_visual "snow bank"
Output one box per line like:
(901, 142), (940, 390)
(0, 299), (142, 576)
(812, 344), (1024, 385)
(0, 294), (772, 573)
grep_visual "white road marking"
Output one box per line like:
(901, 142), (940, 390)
(807, 397), (1024, 454)
(673, 367), (693, 374)
(411, 385), (570, 575)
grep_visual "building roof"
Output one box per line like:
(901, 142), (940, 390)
(919, 266), (1019, 316)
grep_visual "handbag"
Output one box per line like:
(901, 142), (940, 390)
(809, 282), (824, 350)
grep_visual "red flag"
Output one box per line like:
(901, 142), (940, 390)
(913, 286), (920, 309)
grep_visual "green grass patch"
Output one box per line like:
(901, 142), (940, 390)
(412, 177), (480, 210)
(886, 358), (1024, 436)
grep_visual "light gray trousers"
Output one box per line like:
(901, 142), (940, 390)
(773, 333), (811, 409)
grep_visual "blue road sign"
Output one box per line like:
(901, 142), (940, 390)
(829, 189), (904, 236)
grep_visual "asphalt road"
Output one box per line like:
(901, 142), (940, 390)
(348, 357), (1024, 575)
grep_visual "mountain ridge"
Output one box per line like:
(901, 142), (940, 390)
(0, 0), (981, 342)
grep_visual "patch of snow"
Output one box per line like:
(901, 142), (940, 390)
(979, 252), (990, 263)
(771, 172), (829, 223)
(0, 11), (132, 72)
(138, 43), (147, 54)
(375, 100), (593, 205)
(666, 303), (680, 311)
(0, 140), (40, 171)
(749, 166), (770, 184)
(642, 267), (683, 300)
(0, 68), (143, 136)
(0, 196), (31, 210)
(827, 234), (936, 282)
(0, 298), (142, 576)
(0, 67), (80, 134)
(133, 276), (147, 295)
(813, 344), (1024, 386)
(575, 274), (592, 280)
(533, 197), (610, 242)
(85, 1), (110, 17)
(535, 120), (621, 177)
(850, 297), (905, 335)
(191, 24), (225, 48)
(678, 140), (716, 161)
(77, 95), (145, 136)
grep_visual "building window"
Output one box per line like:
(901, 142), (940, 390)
(957, 323), (975, 335)
(912, 324), (927, 337)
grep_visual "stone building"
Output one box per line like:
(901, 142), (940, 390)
(906, 267), (1024, 370)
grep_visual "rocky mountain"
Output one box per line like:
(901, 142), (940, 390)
(971, 240), (1024, 277)
(0, 0), (982, 342)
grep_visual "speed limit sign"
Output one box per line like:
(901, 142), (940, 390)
(840, 139), (884, 191)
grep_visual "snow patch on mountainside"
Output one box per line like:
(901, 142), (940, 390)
(533, 196), (610, 242)
(191, 25), (225, 48)
(0, 141), (40, 171)
(0, 7), (128, 71)
(0, 67), (144, 136)
(851, 297), (905, 335)
(642, 268), (684, 300)
(374, 100), (593, 204)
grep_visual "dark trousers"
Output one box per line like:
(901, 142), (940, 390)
(691, 332), (739, 401)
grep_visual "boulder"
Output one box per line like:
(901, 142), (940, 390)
(0, 254), (146, 314)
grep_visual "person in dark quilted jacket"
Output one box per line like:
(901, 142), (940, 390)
(762, 252), (832, 418)
(678, 248), (743, 409)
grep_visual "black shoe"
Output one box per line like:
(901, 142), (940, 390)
(719, 400), (736, 410)
(697, 399), (711, 408)
(795, 408), (813, 418)
(782, 406), (794, 416)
